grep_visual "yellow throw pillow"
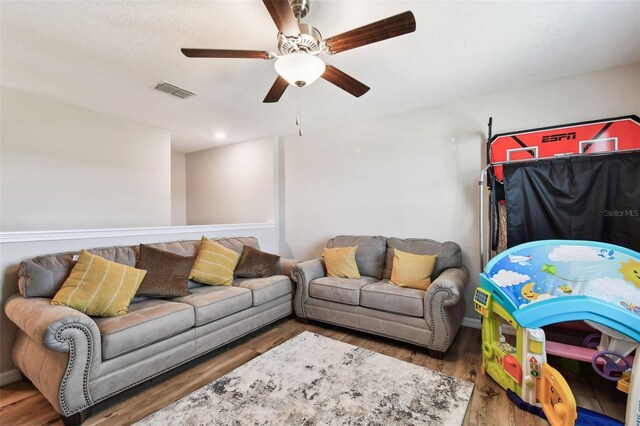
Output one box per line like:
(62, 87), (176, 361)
(190, 237), (240, 286)
(323, 246), (361, 279)
(389, 249), (437, 290)
(51, 250), (146, 317)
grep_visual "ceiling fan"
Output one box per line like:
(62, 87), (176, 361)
(181, 0), (416, 103)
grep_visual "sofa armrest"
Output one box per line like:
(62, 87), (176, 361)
(424, 266), (468, 352)
(277, 258), (300, 278)
(291, 258), (326, 318)
(5, 293), (101, 416)
(5, 294), (101, 353)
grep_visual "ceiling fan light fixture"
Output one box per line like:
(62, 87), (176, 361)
(274, 53), (325, 87)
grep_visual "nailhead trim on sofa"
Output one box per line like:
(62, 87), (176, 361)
(427, 287), (453, 352)
(56, 324), (94, 416)
(292, 269), (308, 317)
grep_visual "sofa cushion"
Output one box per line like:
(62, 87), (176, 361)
(51, 250), (146, 317)
(234, 246), (280, 278)
(17, 237), (260, 299)
(383, 238), (461, 280)
(135, 244), (194, 298)
(360, 281), (425, 318)
(143, 240), (200, 257)
(389, 249), (437, 291)
(144, 237), (260, 258)
(234, 275), (292, 306)
(187, 279), (205, 289)
(174, 285), (252, 326)
(309, 276), (377, 305)
(19, 245), (138, 298)
(215, 236), (260, 254)
(190, 237), (241, 286)
(323, 246), (360, 279)
(326, 236), (387, 280)
(94, 299), (194, 360)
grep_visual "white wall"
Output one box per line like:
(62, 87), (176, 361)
(280, 63), (640, 320)
(0, 88), (172, 231)
(171, 151), (187, 226)
(186, 137), (274, 225)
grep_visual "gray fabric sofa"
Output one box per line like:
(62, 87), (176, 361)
(292, 236), (468, 357)
(4, 237), (296, 425)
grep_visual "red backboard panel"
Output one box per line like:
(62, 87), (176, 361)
(490, 116), (640, 182)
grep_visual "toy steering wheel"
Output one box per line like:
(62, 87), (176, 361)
(591, 351), (632, 381)
(582, 333), (600, 349)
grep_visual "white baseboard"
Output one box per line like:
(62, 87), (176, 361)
(462, 316), (518, 336)
(461, 316), (482, 329)
(0, 369), (22, 386)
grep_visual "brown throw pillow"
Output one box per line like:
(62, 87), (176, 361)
(234, 245), (280, 278)
(135, 244), (195, 298)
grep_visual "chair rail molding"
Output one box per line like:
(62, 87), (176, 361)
(0, 223), (276, 244)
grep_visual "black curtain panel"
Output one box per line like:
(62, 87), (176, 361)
(504, 152), (640, 251)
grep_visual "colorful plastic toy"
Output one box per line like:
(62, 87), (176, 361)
(475, 240), (640, 426)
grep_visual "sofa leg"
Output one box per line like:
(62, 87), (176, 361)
(428, 349), (445, 360)
(296, 317), (310, 324)
(62, 408), (92, 426)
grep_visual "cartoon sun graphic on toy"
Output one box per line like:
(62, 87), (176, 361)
(618, 259), (640, 288)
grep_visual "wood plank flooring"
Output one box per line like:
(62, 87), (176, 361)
(0, 318), (628, 425)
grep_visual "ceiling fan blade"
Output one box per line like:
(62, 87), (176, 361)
(262, 0), (300, 36)
(321, 65), (370, 98)
(181, 48), (273, 59)
(323, 11), (416, 54)
(263, 76), (289, 103)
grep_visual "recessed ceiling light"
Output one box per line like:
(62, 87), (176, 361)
(214, 132), (226, 140)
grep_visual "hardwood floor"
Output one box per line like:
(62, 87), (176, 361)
(0, 319), (628, 425)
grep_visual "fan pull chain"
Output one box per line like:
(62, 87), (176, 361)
(296, 87), (302, 136)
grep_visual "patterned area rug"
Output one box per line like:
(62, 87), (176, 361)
(137, 332), (474, 425)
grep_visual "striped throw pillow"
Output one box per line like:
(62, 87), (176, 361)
(190, 237), (240, 286)
(51, 250), (146, 317)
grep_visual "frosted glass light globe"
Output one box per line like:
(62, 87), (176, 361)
(275, 53), (326, 87)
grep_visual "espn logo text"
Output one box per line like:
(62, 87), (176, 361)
(541, 132), (576, 143)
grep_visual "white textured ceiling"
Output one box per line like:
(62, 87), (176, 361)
(2, 1), (639, 152)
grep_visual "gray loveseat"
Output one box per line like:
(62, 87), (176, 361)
(4, 237), (296, 425)
(292, 236), (468, 357)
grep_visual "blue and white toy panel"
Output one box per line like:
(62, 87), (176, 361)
(480, 240), (640, 342)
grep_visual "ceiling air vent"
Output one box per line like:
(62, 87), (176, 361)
(154, 82), (196, 99)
